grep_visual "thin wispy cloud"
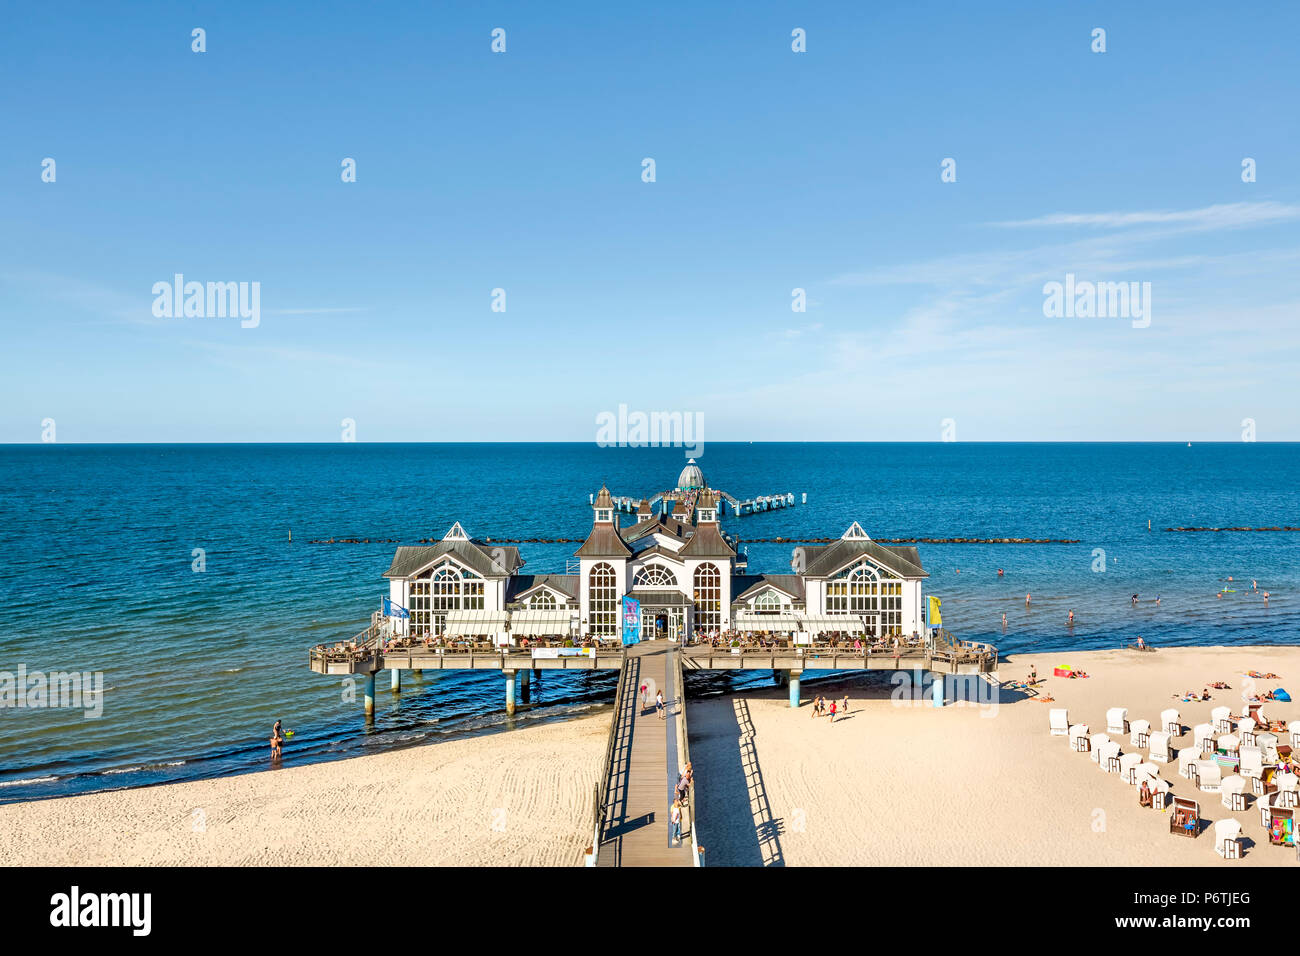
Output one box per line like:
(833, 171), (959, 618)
(989, 201), (1300, 232)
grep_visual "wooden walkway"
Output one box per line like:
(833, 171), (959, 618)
(596, 642), (694, 867)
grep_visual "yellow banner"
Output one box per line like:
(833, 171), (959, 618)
(928, 595), (942, 628)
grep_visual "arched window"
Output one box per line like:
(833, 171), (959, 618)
(407, 562), (484, 636)
(633, 564), (675, 588)
(693, 563), (721, 634)
(753, 589), (783, 614)
(825, 559), (901, 634)
(530, 590), (557, 609)
(588, 563), (618, 637)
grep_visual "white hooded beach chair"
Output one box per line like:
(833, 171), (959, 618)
(1260, 791), (1284, 828)
(1069, 723), (1090, 752)
(1130, 719), (1152, 748)
(1221, 774), (1249, 811)
(1136, 762), (1161, 785)
(1178, 748), (1199, 779)
(1257, 732), (1279, 762)
(1194, 723), (1215, 754)
(1238, 716), (1258, 748)
(1197, 761), (1222, 792)
(1219, 733), (1241, 757)
(1277, 772), (1299, 808)
(1152, 776), (1173, 810)
(1214, 818), (1243, 859)
(1049, 708), (1069, 736)
(1120, 752), (1144, 783)
(1107, 707), (1129, 735)
(1089, 732), (1111, 763)
(1099, 741), (1122, 774)
(1240, 746), (1264, 789)
(1211, 706), (1233, 734)
(1149, 730), (1172, 763)
(1161, 707), (1182, 737)
(1291, 725), (1300, 750)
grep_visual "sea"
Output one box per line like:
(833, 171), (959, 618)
(0, 442), (1296, 804)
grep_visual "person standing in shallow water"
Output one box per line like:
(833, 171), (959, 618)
(270, 719), (284, 759)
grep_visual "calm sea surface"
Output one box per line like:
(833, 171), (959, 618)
(0, 442), (1296, 803)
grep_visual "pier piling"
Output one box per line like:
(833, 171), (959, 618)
(788, 669), (802, 708)
(520, 668), (531, 702)
(391, 668), (401, 692)
(505, 671), (517, 716)
(364, 673), (375, 716)
(931, 672), (945, 708)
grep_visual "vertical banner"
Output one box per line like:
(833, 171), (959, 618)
(622, 596), (641, 645)
(928, 595), (942, 629)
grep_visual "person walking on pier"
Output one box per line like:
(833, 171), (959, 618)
(670, 798), (683, 845)
(640, 680), (648, 714)
(656, 688), (665, 720)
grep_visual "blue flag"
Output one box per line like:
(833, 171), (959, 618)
(383, 596), (409, 619)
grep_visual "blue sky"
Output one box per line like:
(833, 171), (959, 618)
(2, 0), (1298, 442)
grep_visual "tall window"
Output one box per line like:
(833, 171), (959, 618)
(693, 563), (721, 634)
(826, 559), (902, 635)
(588, 563), (617, 637)
(410, 562), (483, 636)
(633, 564), (675, 588)
(529, 590), (557, 609)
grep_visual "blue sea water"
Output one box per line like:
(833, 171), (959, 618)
(0, 442), (1296, 804)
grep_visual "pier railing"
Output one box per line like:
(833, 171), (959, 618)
(308, 612), (390, 666)
(673, 645), (702, 866)
(589, 646), (631, 863)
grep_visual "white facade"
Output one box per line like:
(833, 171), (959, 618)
(384, 499), (929, 643)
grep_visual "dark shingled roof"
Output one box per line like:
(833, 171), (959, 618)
(795, 539), (927, 578)
(574, 522), (632, 558)
(506, 574), (578, 602)
(622, 513), (692, 544)
(733, 574), (806, 602)
(679, 521), (736, 558)
(384, 540), (524, 579)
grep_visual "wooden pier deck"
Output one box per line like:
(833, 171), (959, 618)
(595, 642), (694, 867)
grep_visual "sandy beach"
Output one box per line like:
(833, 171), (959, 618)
(0, 713), (607, 867)
(689, 646), (1300, 866)
(3, 646), (1297, 868)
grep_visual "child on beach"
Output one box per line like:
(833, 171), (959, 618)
(829, 700), (837, 723)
